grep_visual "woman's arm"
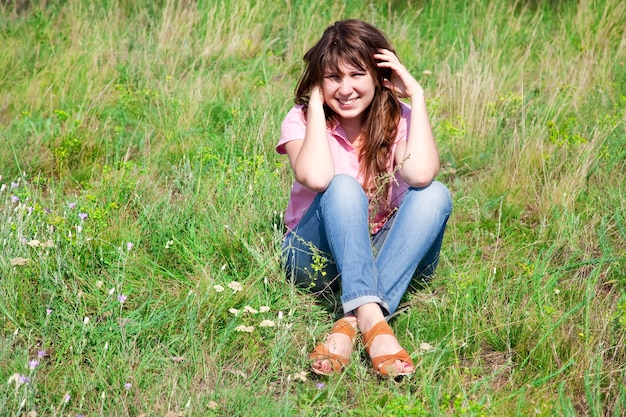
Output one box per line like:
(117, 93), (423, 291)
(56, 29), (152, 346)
(375, 49), (440, 188)
(284, 86), (335, 192)
(395, 92), (440, 187)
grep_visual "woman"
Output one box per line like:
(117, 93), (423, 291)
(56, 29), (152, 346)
(276, 19), (452, 377)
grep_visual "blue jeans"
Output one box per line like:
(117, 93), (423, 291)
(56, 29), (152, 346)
(283, 174), (452, 315)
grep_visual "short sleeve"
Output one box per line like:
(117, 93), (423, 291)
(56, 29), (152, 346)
(395, 102), (411, 144)
(276, 105), (306, 154)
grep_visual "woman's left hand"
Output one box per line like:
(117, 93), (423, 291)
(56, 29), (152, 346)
(374, 49), (424, 100)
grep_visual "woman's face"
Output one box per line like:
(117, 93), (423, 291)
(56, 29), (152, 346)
(321, 60), (376, 126)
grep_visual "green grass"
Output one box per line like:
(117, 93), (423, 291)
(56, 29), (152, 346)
(1, 0), (625, 415)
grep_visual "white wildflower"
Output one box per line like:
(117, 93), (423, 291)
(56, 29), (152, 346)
(419, 342), (434, 351)
(228, 281), (243, 292)
(243, 306), (258, 314)
(234, 325), (254, 333)
(10, 258), (30, 266)
(292, 371), (307, 382)
(259, 320), (275, 328)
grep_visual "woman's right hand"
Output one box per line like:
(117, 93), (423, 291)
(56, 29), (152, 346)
(308, 84), (325, 107)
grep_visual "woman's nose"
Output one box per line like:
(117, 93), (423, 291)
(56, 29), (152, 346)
(338, 77), (353, 95)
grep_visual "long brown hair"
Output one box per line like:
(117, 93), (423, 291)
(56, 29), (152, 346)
(294, 19), (402, 200)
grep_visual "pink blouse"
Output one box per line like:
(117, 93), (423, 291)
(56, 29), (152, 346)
(276, 102), (412, 234)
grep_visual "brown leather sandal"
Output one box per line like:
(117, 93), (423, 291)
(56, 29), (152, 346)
(362, 320), (414, 377)
(309, 318), (357, 375)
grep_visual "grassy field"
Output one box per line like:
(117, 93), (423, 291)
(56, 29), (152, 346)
(1, 0), (625, 415)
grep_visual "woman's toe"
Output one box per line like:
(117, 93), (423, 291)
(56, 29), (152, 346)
(400, 360), (414, 373)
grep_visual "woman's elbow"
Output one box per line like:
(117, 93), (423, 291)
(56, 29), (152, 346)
(401, 168), (439, 188)
(295, 172), (332, 193)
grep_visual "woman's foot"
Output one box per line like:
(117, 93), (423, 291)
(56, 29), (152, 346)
(357, 303), (414, 376)
(309, 315), (358, 375)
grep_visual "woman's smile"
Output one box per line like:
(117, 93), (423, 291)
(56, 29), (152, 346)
(337, 97), (358, 107)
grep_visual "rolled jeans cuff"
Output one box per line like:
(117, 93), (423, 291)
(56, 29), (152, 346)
(341, 293), (389, 316)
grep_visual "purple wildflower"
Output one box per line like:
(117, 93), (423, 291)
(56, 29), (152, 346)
(46, 308), (52, 316)
(78, 212), (88, 220)
(118, 294), (127, 303)
(63, 394), (71, 403)
(11, 195), (20, 203)
(18, 374), (30, 384)
(124, 382), (132, 390)
(28, 359), (39, 370)
(38, 350), (47, 358)
(316, 382), (325, 389)
(68, 202), (77, 209)
(126, 242), (134, 251)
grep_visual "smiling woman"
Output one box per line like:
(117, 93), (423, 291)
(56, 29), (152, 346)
(276, 19), (452, 377)
(321, 63), (376, 131)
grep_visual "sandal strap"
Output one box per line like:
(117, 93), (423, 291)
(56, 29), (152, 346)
(362, 320), (394, 354)
(362, 320), (415, 377)
(308, 318), (357, 375)
(309, 344), (350, 373)
(371, 349), (414, 376)
(330, 318), (357, 340)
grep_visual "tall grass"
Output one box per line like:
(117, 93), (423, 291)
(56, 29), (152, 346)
(1, 0), (625, 415)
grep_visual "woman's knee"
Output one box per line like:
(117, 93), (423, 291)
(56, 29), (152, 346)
(326, 174), (361, 193)
(408, 181), (452, 214)
(322, 174), (367, 207)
